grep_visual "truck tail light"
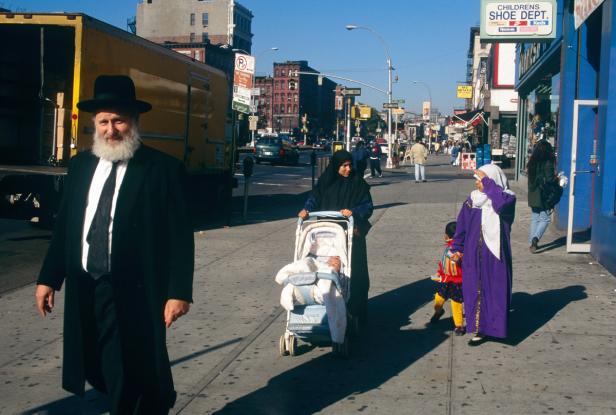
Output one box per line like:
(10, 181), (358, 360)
(279, 148), (285, 156)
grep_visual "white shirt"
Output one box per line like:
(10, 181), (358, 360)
(81, 159), (128, 272)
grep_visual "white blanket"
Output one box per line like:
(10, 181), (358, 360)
(275, 257), (347, 344)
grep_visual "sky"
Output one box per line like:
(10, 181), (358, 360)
(5, 0), (481, 115)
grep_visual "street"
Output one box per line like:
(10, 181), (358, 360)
(1, 155), (614, 414)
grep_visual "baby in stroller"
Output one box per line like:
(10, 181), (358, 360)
(275, 222), (350, 347)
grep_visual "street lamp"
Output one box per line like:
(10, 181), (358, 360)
(411, 80), (433, 148)
(346, 24), (394, 168)
(233, 47), (279, 147)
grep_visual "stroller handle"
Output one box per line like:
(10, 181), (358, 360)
(297, 210), (354, 228)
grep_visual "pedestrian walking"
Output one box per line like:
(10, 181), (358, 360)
(369, 141), (383, 178)
(35, 75), (194, 414)
(409, 138), (428, 182)
(526, 140), (558, 253)
(428, 221), (465, 335)
(450, 164), (516, 345)
(450, 142), (460, 165)
(298, 150), (374, 327)
(351, 140), (370, 178)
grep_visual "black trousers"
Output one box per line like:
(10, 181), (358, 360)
(79, 276), (170, 415)
(369, 158), (382, 177)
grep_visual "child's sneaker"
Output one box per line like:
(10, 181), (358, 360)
(429, 308), (444, 324)
(454, 326), (466, 336)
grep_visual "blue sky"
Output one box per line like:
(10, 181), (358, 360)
(6, 0), (481, 115)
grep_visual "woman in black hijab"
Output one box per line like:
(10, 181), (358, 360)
(298, 150), (374, 327)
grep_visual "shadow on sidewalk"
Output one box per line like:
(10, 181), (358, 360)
(535, 236), (566, 253)
(215, 278), (448, 415)
(21, 389), (109, 415)
(503, 285), (588, 346)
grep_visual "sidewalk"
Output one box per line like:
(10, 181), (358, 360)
(0, 155), (614, 414)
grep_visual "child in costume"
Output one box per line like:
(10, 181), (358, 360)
(429, 221), (465, 335)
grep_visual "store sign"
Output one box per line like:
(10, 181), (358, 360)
(422, 101), (431, 121)
(574, 0), (605, 29)
(457, 85), (473, 99)
(480, 0), (557, 42)
(517, 42), (548, 79)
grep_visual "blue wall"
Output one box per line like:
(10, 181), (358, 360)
(555, 1), (599, 231)
(592, 0), (616, 274)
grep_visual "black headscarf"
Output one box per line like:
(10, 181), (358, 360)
(312, 150), (371, 211)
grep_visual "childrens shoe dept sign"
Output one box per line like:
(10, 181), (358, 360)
(480, 0), (557, 42)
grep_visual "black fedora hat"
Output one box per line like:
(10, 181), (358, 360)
(77, 75), (152, 113)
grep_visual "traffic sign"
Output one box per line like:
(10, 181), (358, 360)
(394, 99), (405, 104)
(342, 88), (361, 96)
(383, 102), (399, 109)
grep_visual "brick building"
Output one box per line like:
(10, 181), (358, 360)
(255, 61), (336, 138)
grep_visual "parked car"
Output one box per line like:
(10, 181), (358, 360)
(255, 135), (300, 165)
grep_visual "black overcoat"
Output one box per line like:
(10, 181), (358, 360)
(37, 145), (194, 407)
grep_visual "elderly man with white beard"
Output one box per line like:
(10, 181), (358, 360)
(34, 75), (194, 415)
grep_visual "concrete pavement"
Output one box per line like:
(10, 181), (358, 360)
(0, 155), (614, 414)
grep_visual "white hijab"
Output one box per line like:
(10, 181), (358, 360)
(470, 163), (515, 260)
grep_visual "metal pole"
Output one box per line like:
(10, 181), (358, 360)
(243, 178), (249, 222)
(346, 97), (352, 151)
(386, 58), (393, 169)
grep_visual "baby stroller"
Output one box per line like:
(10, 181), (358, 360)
(277, 211), (354, 357)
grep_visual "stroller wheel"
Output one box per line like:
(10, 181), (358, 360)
(279, 335), (289, 357)
(288, 335), (297, 356)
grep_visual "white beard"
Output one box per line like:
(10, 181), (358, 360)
(92, 125), (141, 162)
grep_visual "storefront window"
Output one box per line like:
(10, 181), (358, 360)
(523, 73), (560, 172)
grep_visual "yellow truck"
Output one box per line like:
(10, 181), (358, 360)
(0, 12), (234, 223)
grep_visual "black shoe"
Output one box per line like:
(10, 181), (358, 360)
(429, 308), (444, 324)
(530, 237), (539, 253)
(422, 179), (427, 182)
(467, 333), (486, 346)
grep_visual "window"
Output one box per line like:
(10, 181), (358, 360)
(281, 70), (286, 77)
(190, 32), (195, 42)
(281, 106), (285, 114)
(287, 105), (292, 113)
(202, 12), (209, 27)
(202, 32), (208, 42)
(190, 13), (195, 26)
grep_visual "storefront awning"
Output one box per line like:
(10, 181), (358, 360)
(452, 110), (488, 127)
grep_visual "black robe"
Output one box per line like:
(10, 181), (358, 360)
(37, 145), (194, 407)
(304, 151), (373, 317)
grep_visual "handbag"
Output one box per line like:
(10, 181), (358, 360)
(539, 177), (563, 209)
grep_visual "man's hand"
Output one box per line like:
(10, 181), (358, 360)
(298, 209), (309, 220)
(340, 209), (352, 218)
(164, 299), (190, 328)
(35, 284), (55, 317)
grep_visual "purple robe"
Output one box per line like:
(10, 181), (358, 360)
(452, 177), (516, 338)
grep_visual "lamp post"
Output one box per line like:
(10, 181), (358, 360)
(411, 80), (433, 149)
(346, 24), (394, 168)
(234, 47), (279, 147)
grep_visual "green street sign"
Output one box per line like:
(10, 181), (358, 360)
(395, 99), (405, 104)
(232, 101), (250, 114)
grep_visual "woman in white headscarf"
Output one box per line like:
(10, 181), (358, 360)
(450, 164), (516, 345)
